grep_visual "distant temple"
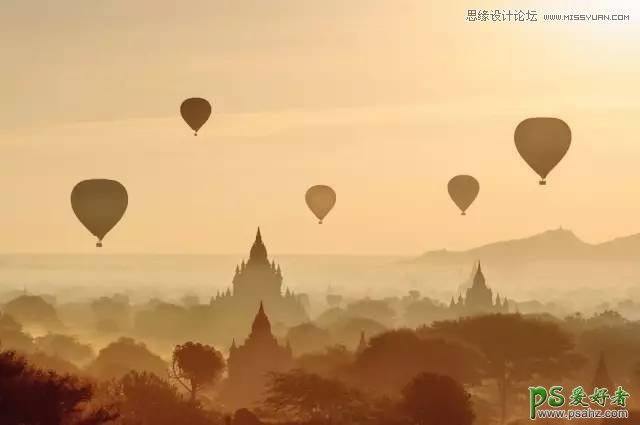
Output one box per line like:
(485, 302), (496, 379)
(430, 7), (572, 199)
(450, 262), (509, 315)
(220, 302), (293, 408)
(355, 331), (367, 356)
(591, 352), (614, 392)
(210, 228), (308, 338)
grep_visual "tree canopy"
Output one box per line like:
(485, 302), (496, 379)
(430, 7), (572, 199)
(171, 341), (226, 402)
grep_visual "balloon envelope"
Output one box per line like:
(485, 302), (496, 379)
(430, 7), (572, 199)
(180, 98), (212, 135)
(514, 117), (571, 185)
(448, 175), (479, 215)
(71, 179), (128, 247)
(305, 185), (336, 224)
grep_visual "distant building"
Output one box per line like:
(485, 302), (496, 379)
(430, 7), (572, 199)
(211, 228), (308, 338)
(221, 302), (293, 409)
(591, 352), (614, 393)
(355, 331), (367, 356)
(450, 262), (509, 315)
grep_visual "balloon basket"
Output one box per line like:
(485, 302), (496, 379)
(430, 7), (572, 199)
(96, 241), (103, 248)
(539, 180), (546, 185)
(318, 220), (323, 224)
(461, 212), (466, 216)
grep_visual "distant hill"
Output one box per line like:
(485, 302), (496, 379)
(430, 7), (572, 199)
(415, 228), (640, 264)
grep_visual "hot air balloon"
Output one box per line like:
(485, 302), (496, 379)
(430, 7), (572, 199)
(71, 179), (128, 247)
(305, 185), (336, 224)
(448, 175), (479, 215)
(180, 98), (212, 136)
(514, 117), (571, 185)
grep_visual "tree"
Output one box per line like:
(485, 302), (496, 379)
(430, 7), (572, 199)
(87, 337), (167, 380)
(351, 329), (485, 395)
(401, 373), (474, 425)
(91, 295), (131, 333)
(286, 322), (332, 355)
(0, 311), (34, 352)
(4, 295), (62, 329)
(297, 344), (354, 379)
(134, 302), (189, 342)
(328, 316), (387, 349)
(26, 350), (80, 375)
(35, 333), (94, 364)
(345, 299), (396, 326)
(429, 314), (584, 424)
(171, 341), (225, 402)
(232, 408), (262, 425)
(264, 369), (372, 424)
(0, 350), (115, 425)
(101, 371), (216, 425)
(577, 321), (640, 389)
(403, 298), (453, 327)
(587, 310), (627, 328)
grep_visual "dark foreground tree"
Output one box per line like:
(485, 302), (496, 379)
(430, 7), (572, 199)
(171, 341), (226, 402)
(102, 370), (218, 425)
(0, 350), (115, 425)
(429, 314), (584, 424)
(265, 369), (372, 424)
(401, 373), (474, 425)
(232, 408), (263, 425)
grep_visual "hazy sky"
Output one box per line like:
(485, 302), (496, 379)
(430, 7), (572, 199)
(1, 0), (640, 255)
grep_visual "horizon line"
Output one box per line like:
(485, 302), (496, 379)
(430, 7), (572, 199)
(0, 251), (412, 258)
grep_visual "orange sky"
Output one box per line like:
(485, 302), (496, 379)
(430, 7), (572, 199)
(1, 0), (640, 255)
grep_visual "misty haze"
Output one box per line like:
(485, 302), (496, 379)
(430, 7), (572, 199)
(2, 1), (640, 425)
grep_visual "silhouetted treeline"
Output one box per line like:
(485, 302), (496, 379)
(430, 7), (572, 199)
(2, 291), (640, 424)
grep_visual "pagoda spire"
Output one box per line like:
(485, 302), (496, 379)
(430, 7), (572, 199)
(250, 301), (273, 337)
(591, 352), (614, 392)
(472, 261), (487, 289)
(356, 331), (367, 356)
(248, 227), (269, 265)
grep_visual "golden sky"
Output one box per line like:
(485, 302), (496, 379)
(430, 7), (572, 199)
(1, 0), (640, 254)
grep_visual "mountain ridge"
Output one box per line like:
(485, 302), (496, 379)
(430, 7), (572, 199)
(416, 228), (640, 263)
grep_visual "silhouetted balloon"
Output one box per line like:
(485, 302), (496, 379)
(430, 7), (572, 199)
(180, 98), (212, 136)
(305, 185), (336, 224)
(448, 175), (479, 216)
(71, 179), (128, 247)
(514, 117), (571, 185)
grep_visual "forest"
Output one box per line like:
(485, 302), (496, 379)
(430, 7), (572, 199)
(1, 289), (638, 425)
